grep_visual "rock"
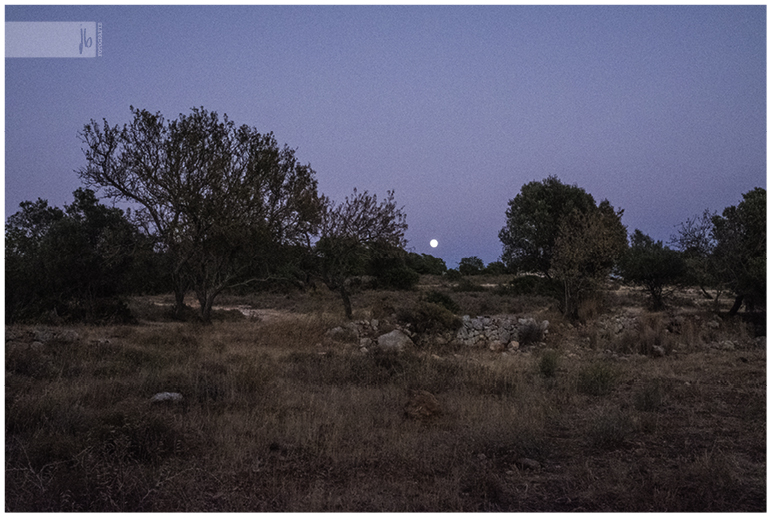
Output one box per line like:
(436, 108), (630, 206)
(651, 345), (666, 357)
(488, 340), (506, 352)
(508, 340), (520, 350)
(33, 328), (56, 342)
(150, 392), (184, 403)
(404, 390), (442, 420)
(375, 329), (414, 353)
(57, 329), (80, 343)
(515, 457), (541, 471)
(370, 319), (379, 331)
(359, 337), (373, 349)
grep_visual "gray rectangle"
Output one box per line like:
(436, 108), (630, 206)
(6, 22), (97, 58)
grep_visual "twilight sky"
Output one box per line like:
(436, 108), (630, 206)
(5, 5), (766, 269)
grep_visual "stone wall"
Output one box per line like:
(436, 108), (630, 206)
(456, 315), (549, 350)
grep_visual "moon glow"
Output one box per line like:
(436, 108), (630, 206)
(430, 239), (438, 248)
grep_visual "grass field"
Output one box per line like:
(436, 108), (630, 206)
(5, 277), (766, 511)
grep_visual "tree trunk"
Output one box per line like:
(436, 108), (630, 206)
(729, 294), (744, 316)
(339, 285), (353, 320)
(173, 286), (187, 319)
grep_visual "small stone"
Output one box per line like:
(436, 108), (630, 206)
(508, 340), (520, 350)
(150, 392), (184, 403)
(651, 345), (665, 357)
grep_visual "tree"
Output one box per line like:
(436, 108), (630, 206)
(313, 189), (408, 319)
(711, 187), (766, 314)
(670, 209), (724, 304)
(499, 176), (597, 276)
(550, 201), (627, 318)
(618, 230), (687, 311)
(405, 252), (447, 275)
(458, 256), (485, 276)
(77, 107), (322, 321)
(6, 189), (146, 322)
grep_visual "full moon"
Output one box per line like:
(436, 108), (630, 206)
(430, 239), (438, 248)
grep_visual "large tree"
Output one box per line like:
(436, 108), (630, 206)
(6, 188), (146, 322)
(77, 107), (322, 321)
(618, 229), (687, 311)
(499, 175), (598, 276)
(550, 200), (627, 318)
(711, 187), (766, 314)
(313, 189), (408, 319)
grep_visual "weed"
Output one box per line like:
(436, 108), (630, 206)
(538, 349), (559, 378)
(577, 362), (618, 396)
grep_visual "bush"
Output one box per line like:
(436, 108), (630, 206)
(538, 349), (559, 378)
(396, 301), (462, 335)
(445, 268), (462, 281)
(377, 266), (420, 291)
(577, 362), (617, 396)
(423, 291), (460, 314)
(452, 278), (487, 293)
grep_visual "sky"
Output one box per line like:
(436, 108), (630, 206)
(5, 5), (766, 269)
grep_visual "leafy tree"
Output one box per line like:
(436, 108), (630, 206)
(77, 107), (322, 321)
(618, 230), (687, 311)
(313, 189), (408, 319)
(550, 201), (627, 318)
(405, 252), (447, 275)
(711, 187), (766, 314)
(458, 256), (485, 276)
(670, 209), (724, 304)
(483, 260), (507, 275)
(499, 175), (597, 276)
(6, 189), (147, 322)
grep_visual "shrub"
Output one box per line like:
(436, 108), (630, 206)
(377, 266), (420, 291)
(452, 278), (487, 293)
(458, 256), (485, 276)
(396, 301), (462, 335)
(538, 349), (559, 378)
(445, 268), (462, 281)
(423, 290), (460, 314)
(577, 362), (617, 396)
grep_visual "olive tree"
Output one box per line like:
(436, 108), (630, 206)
(6, 189), (147, 322)
(711, 187), (766, 314)
(618, 230), (687, 311)
(77, 106), (322, 321)
(499, 175), (598, 277)
(550, 201), (627, 318)
(313, 189), (408, 319)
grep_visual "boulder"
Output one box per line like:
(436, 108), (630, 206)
(488, 340), (506, 352)
(375, 329), (414, 353)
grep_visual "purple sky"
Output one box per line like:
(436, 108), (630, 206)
(5, 5), (766, 269)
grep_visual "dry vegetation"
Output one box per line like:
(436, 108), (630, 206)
(5, 276), (766, 511)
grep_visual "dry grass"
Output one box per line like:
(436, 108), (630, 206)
(5, 280), (766, 511)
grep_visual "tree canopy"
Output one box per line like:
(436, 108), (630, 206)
(711, 187), (766, 314)
(499, 175), (598, 277)
(312, 188), (409, 319)
(6, 188), (150, 323)
(619, 229), (687, 311)
(77, 106), (323, 321)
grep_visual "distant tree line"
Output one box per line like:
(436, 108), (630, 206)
(6, 107), (444, 323)
(6, 108), (764, 324)
(498, 175), (765, 318)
